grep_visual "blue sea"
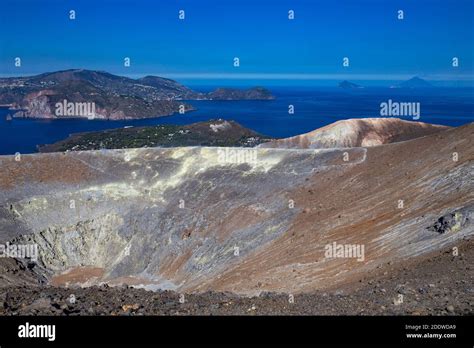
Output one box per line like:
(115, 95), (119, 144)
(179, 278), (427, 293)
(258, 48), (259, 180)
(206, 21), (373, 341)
(0, 86), (473, 155)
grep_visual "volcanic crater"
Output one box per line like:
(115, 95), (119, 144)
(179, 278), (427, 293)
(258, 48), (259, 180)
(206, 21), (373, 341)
(0, 122), (472, 299)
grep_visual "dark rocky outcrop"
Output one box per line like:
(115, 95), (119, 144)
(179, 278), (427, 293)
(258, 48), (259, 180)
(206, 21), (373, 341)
(428, 205), (472, 234)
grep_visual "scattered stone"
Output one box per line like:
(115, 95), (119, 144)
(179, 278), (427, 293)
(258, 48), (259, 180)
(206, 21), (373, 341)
(122, 304), (139, 312)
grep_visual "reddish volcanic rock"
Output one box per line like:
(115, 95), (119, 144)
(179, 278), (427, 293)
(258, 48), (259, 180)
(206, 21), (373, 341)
(259, 118), (449, 149)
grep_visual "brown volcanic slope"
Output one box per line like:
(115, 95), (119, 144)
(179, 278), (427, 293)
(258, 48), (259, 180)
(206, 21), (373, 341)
(0, 123), (472, 296)
(259, 118), (449, 149)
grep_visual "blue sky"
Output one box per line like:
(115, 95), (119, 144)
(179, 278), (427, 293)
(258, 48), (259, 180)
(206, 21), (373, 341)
(0, 0), (473, 83)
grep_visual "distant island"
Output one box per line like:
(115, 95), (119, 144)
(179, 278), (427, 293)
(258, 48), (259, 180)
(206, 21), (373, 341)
(207, 87), (274, 100)
(338, 80), (363, 89)
(0, 69), (275, 120)
(394, 76), (433, 88)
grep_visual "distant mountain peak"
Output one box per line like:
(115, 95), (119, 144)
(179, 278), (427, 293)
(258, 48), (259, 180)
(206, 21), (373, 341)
(398, 76), (433, 88)
(338, 80), (363, 89)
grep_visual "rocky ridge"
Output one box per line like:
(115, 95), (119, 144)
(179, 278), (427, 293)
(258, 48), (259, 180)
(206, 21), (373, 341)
(259, 118), (449, 149)
(0, 70), (275, 120)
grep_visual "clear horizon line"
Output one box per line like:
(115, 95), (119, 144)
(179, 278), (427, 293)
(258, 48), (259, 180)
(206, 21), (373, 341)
(139, 73), (474, 81)
(0, 71), (473, 81)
